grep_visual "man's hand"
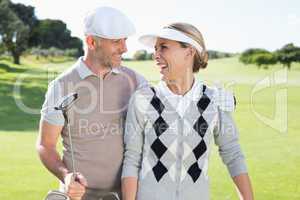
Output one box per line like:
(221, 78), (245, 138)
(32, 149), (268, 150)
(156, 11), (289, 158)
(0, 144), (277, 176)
(64, 173), (88, 200)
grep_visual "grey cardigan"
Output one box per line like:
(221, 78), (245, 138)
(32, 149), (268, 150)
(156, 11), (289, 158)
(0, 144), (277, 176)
(122, 84), (247, 200)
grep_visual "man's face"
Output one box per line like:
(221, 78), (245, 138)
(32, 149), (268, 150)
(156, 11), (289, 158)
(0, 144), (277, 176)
(94, 37), (128, 68)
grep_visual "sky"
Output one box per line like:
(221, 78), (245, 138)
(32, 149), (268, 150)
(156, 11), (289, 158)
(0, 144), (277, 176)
(11, 0), (300, 57)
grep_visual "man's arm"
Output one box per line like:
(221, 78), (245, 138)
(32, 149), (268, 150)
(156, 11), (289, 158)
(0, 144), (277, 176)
(37, 79), (71, 182)
(38, 80), (86, 199)
(233, 173), (254, 200)
(36, 120), (67, 182)
(37, 120), (87, 200)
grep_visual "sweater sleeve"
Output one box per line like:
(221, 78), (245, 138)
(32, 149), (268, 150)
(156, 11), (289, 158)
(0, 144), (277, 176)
(40, 80), (65, 126)
(122, 90), (147, 178)
(213, 88), (248, 178)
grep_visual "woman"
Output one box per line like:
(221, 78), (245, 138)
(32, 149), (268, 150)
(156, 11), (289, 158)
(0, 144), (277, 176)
(121, 23), (254, 200)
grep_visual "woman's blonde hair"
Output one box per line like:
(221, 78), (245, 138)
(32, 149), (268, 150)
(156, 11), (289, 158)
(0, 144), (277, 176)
(164, 22), (208, 72)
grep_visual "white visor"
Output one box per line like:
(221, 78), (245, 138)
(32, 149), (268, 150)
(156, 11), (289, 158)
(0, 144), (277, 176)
(139, 28), (203, 53)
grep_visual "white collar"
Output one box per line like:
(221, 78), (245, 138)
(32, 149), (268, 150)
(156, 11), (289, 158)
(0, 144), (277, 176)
(157, 79), (202, 102)
(157, 79), (203, 117)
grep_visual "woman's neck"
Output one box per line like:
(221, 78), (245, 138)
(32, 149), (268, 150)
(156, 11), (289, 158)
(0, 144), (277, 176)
(166, 72), (195, 96)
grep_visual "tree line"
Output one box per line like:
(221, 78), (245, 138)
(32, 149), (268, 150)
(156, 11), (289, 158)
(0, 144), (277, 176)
(239, 43), (300, 70)
(0, 0), (83, 64)
(132, 49), (234, 61)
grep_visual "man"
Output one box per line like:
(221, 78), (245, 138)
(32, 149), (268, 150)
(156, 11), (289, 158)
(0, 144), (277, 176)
(36, 6), (147, 200)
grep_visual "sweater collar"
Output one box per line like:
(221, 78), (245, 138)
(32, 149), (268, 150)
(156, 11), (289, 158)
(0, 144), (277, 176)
(76, 57), (121, 80)
(157, 78), (203, 102)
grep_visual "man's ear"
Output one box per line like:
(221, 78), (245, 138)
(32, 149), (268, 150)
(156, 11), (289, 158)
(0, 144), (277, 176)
(86, 36), (96, 50)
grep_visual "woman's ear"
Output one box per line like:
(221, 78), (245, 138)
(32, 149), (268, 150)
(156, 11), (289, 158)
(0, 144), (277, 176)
(189, 47), (196, 57)
(185, 46), (196, 60)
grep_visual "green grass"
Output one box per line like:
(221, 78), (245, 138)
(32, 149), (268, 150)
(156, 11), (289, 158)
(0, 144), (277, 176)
(0, 57), (300, 199)
(0, 132), (58, 199)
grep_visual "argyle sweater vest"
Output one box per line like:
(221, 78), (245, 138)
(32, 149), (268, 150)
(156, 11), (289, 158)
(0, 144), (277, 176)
(138, 85), (217, 200)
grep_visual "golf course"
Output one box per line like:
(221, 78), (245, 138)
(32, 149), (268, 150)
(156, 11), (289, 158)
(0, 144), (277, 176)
(0, 56), (299, 200)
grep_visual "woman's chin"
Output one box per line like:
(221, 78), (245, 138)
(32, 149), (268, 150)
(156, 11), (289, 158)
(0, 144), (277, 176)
(160, 74), (168, 82)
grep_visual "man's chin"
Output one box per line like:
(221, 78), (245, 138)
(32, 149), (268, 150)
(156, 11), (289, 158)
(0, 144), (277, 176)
(111, 61), (122, 67)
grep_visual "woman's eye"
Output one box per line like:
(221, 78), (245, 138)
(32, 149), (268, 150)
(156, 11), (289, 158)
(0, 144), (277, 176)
(154, 45), (167, 52)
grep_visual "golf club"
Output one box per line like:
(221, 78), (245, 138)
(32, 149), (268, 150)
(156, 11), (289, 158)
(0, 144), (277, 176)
(44, 92), (120, 200)
(44, 92), (78, 200)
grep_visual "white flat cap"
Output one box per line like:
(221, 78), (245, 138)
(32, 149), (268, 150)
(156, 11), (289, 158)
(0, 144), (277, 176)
(83, 6), (135, 39)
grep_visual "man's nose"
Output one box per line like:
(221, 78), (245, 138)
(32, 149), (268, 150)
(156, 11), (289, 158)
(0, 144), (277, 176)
(120, 39), (127, 53)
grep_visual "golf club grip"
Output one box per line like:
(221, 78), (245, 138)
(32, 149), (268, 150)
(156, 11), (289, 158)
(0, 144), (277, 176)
(71, 173), (80, 183)
(74, 176), (80, 182)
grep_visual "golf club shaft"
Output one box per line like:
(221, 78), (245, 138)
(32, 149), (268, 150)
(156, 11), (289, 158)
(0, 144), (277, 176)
(66, 115), (76, 175)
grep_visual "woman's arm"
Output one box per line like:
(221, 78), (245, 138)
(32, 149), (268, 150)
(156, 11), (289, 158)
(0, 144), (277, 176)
(122, 90), (147, 200)
(233, 173), (254, 200)
(213, 89), (254, 199)
(122, 177), (138, 200)
(214, 110), (254, 199)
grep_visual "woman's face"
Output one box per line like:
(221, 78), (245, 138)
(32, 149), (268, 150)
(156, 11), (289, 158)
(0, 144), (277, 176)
(154, 38), (193, 82)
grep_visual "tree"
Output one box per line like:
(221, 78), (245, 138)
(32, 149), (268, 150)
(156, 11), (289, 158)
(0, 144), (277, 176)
(0, 42), (5, 55)
(0, 0), (30, 64)
(0, 1), (83, 63)
(239, 48), (269, 65)
(208, 50), (233, 59)
(145, 52), (154, 60)
(10, 2), (37, 29)
(29, 19), (70, 49)
(66, 36), (84, 57)
(275, 43), (300, 70)
(133, 50), (147, 60)
(30, 19), (83, 56)
(251, 52), (277, 69)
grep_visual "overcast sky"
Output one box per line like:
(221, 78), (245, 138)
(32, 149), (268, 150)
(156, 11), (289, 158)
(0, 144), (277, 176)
(12, 0), (300, 56)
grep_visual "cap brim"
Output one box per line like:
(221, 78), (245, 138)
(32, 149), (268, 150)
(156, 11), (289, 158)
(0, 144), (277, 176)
(138, 34), (159, 48)
(139, 28), (204, 54)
